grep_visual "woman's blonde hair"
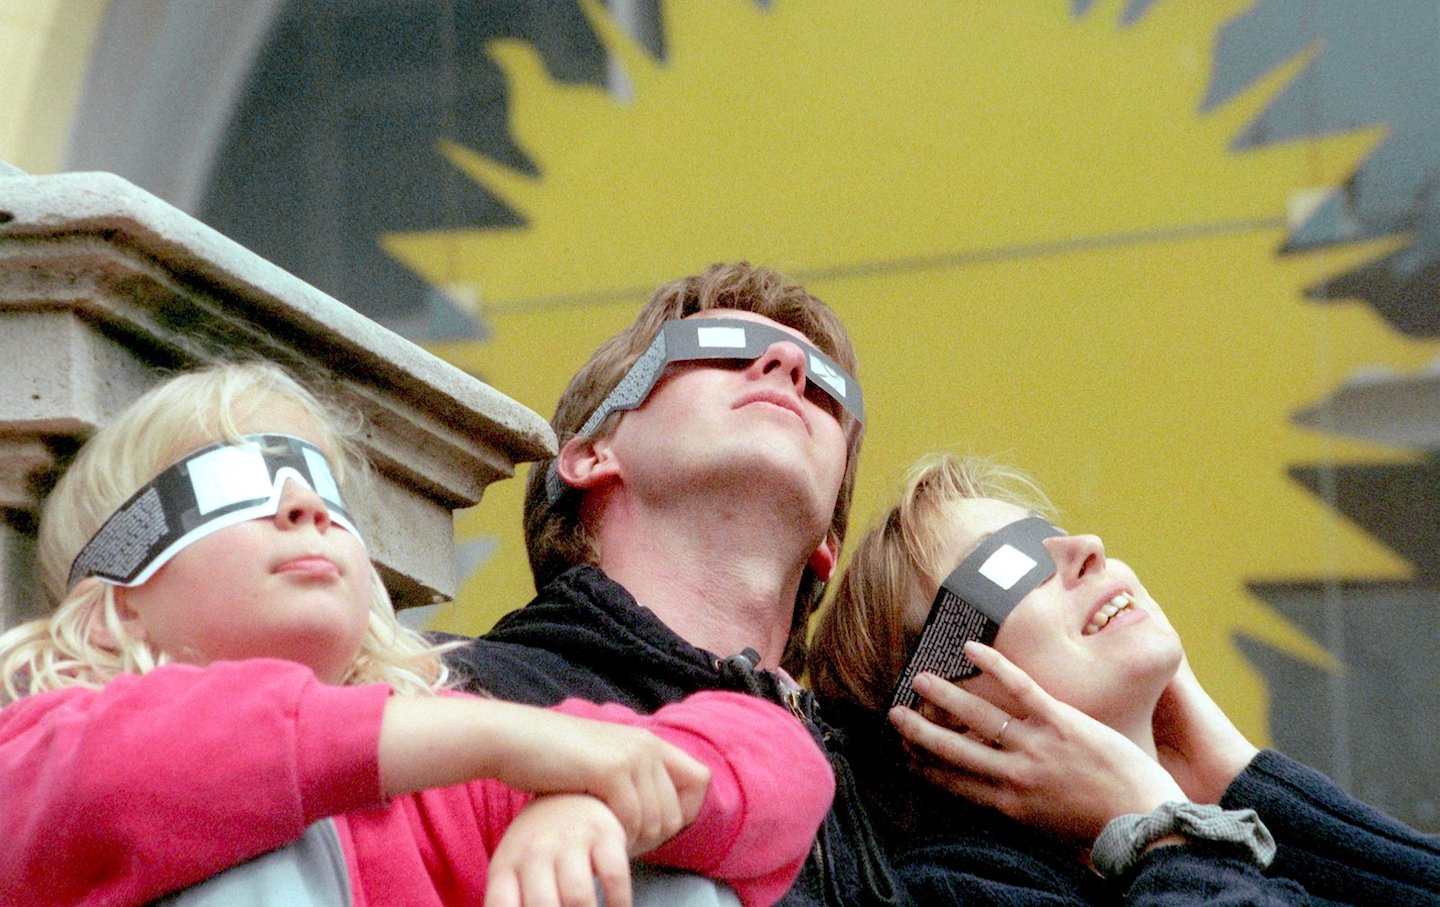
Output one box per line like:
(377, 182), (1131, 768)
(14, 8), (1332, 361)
(808, 453), (1052, 834)
(0, 360), (452, 703)
(811, 453), (1052, 719)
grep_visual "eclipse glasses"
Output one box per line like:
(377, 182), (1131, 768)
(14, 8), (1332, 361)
(546, 317), (864, 504)
(890, 516), (1066, 710)
(68, 433), (360, 590)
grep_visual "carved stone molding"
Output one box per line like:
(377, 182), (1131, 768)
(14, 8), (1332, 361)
(0, 166), (554, 625)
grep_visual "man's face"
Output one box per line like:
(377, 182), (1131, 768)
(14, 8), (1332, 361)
(601, 309), (851, 557)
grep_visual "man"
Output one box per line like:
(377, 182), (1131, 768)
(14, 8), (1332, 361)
(445, 262), (905, 906)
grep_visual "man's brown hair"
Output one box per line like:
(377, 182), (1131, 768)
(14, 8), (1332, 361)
(522, 262), (862, 674)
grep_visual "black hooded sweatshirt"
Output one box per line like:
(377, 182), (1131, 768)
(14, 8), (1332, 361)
(441, 565), (909, 907)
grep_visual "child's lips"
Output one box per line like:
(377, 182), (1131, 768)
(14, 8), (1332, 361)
(275, 555), (339, 578)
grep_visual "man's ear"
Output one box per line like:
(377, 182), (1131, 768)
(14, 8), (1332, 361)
(806, 535), (838, 582)
(554, 434), (621, 492)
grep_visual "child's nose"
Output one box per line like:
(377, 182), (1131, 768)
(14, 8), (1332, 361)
(275, 479), (332, 531)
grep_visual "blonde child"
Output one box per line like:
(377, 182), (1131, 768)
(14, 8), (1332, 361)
(0, 361), (832, 907)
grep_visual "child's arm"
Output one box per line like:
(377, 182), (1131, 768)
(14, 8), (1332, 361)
(546, 691), (835, 907)
(0, 659), (389, 907)
(2, 659), (711, 907)
(378, 693), (710, 849)
(483, 794), (633, 907)
(346, 691), (831, 907)
(3, 664), (827, 907)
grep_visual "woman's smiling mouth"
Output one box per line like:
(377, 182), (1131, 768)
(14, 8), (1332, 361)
(1083, 592), (1136, 635)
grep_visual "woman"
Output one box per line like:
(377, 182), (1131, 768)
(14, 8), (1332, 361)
(811, 453), (1439, 905)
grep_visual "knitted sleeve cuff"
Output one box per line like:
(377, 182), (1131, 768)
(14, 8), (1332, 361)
(1091, 801), (1277, 879)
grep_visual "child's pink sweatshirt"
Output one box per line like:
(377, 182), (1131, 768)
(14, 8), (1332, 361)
(0, 659), (834, 906)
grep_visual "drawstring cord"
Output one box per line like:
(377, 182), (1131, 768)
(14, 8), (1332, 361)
(715, 647), (909, 907)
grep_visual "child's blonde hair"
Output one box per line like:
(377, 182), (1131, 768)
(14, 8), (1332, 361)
(0, 360), (451, 702)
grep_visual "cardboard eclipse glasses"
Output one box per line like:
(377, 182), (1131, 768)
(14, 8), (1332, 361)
(890, 516), (1066, 711)
(68, 433), (361, 590)
(546, 317), (864, 503)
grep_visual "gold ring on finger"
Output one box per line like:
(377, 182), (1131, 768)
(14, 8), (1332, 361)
(991, 716), (1013, 749)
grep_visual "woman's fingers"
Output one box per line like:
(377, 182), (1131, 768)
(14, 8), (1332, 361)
(892, 644), (1189, 845)
(908, 672), (1013, 740)
(890, 702), (1005, 777)
(904, 674), (1023, 754)
(911, 756), (1002, 802)
(899, 643), (1058, 752)
(890, 705), (1029, 817)
(958, 641), (1058, 721)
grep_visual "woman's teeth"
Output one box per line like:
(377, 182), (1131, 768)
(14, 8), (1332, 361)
(1084, 593), (1135, 635)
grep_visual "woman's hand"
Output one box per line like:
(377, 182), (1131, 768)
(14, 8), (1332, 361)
(890, 641), (1187, 848)
(1153, 656), (1259, 804)
(484, 794), (631, 907)
(1132, 586), (1260, 803)
(379, 698), (709, 850)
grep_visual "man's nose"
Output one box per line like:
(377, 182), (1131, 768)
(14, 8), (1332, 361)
(749, 339), (808, 393)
